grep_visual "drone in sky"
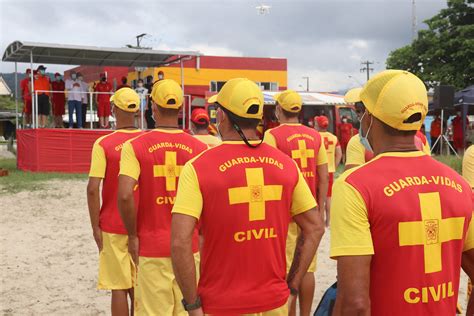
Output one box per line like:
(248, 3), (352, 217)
(256, 4), (271, 15)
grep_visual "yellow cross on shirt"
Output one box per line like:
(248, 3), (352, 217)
(291, 139), (315, 169)
(153, 151), (183, 191)
(398, 192), (465, 274)
(228, 168), (283, 221)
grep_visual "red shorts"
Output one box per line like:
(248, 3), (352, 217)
(97, 101), (111, 117)
(327, 173), (334, 197)
(23, 98), (32, 114)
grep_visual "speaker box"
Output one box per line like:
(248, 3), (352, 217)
(433, 85), (455, 109)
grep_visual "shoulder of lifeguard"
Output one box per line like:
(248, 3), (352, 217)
(94, 133), (115, 146)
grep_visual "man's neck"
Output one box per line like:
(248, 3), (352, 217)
(279, 117), (299, 124)
(194, 130), (208, 135)
(373, 137), (418, 156)
(222, 129), (259, 141)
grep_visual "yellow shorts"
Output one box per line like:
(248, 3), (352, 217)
(286, 222), (317, 273)
(97, 232), (135, 290)
(135, 253), (200, 316)
(206, 302), (288, 316)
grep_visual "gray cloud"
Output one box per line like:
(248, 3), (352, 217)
(0, 0), (447, 91)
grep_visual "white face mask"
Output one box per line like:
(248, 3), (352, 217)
(78, 76), (83, 81)
(138, 83), (143, 88)
(71, 74), (77, 80)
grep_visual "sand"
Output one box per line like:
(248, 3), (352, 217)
(0, 178), (469, 315)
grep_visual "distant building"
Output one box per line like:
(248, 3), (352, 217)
(0, 76), (12, 96)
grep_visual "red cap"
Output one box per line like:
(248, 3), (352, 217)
(99, 72), (106, 77)
(191, 108), (210, 125)
(26, 69), (31, 74)
(33, 70), (38, 75)
(55, 72), (61, 77)
(315, 115), (329, 128)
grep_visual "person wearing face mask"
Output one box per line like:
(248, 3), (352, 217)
(65, 71), (83, 128)
(77, 73), (90, 128)
(134, 79), (148, 129)
(20, 69), (33, 127)
(452, 109), (469, 154)
(339, 116), (355, 161)
(144, 75), (155, 129)
(95, 73), (113, 128)
(170, 79), (324, 315)
(330, 70), (474, 316)
(34, 65), (52, 128)
(51, 73), (66, 128)
(264, 89), (328, 316)
(118, 79), (207, 316)
(88, 88), (143, 316)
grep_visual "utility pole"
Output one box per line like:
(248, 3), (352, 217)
(302, 76), (310, 91)
(412, 0), (417, 41)
(360, 61), (374, 81)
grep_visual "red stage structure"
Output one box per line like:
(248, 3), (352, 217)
(17, 129), (111, 173)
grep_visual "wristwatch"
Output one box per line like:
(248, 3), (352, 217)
(289, 286), (299, 296)
(182, 297), (202, 311)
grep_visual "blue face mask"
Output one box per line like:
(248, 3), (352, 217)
(359, 111), (374, 152)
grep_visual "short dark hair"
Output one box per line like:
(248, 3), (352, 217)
(194, 121), (209, 129)
(138, 79), (144, 83)
(377, 117), (417, 137)
(281, 108), (300, 119)
(221, 106), (260, 130)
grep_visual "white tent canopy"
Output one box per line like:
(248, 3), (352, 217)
(0, 77), (12, 96)
(263, 91), (345, 105)
(2, 41), (201, 67)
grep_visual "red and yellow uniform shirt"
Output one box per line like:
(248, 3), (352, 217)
(95, 81), (113, 105)
(89, 129), (143, 235)
(415, 130), (431, 155)
(319, 131), (340, 173)
(193, 134), (221, 148)
(345, 134), (374, 167)
(120, 129), (207, 257)
(264, 123), (327, 196)
(331, 151), (474, 315)
(172, 141), (316, 314)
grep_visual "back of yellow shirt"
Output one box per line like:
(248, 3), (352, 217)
(320, 131), (340, 173)
(194, 134), (221, 148)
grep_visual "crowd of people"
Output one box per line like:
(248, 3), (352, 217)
(86, 70), (473, 316)
(18, 67), (158, 130)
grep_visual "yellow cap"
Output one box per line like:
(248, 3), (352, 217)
(273, 90), (302, 113)
(208, 78), (263, 119)
(150, 79), (183, 109)
(109, 88), (140, 113)
(360, 70), (428, 131)
(344, 87), (362, 103)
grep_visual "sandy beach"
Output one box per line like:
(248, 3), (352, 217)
(0, 178), (469, 315)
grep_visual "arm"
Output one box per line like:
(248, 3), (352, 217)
(87, 140), (106, 251)
(317, 163), (329, 213)
(171, 162), (204, 315)
(118, 141), (141, 264)
(87, 177), (103, 251)
(118, 175), (139, 263)
(333, 256), (371, 316)
(462, 249), (474, 316)
(287, 207), (325, 291)
(335, 145), (343, 169)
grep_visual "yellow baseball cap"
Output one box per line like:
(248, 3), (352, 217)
(109, 88), (140, 113)
(150, 79), (183, 109)
(208, 78), (264, 119)
(360, 70), (428, 131)
(273, 90), (302, 113)
(344, 87), (362, 103)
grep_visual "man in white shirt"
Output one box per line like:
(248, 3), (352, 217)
(65, 71), (83, 128)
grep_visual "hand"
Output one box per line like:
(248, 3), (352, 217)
(128, 235), (139, 265)
(92, 227), (103, 251)
(288, 294), (296, 309)
(188, 308), (204, 316)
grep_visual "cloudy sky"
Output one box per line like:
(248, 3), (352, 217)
(0, 0), (446, 91)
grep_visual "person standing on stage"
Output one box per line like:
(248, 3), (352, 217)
(20, 69), (32, 128)
(51, 73), (66, 128)
(95, 73), (114, 129)
(88, 87), (142, 315)
(34, 65), (51, 128)
(66, 71), (83, 128)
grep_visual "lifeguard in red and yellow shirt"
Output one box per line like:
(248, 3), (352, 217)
(87, 88), (143, 315)
(170, 78), (325, 315)
(315, 115), (342, 227)
(20, 69), (32, 127)
(118, 79), (207, 316)
(264, 89), (328, 316)
(330, 70), (474, 315)
(95, 73), (113, 128)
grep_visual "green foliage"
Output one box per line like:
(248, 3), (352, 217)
(0, 95), (17, 111)
(386, 0), (474, 89)
(434, 154), (463, 174)
(0, 158), (87, 193)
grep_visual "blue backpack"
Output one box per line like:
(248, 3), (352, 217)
(314, 282), (337, 316)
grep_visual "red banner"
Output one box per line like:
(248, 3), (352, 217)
(17, 129), (112, 173)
